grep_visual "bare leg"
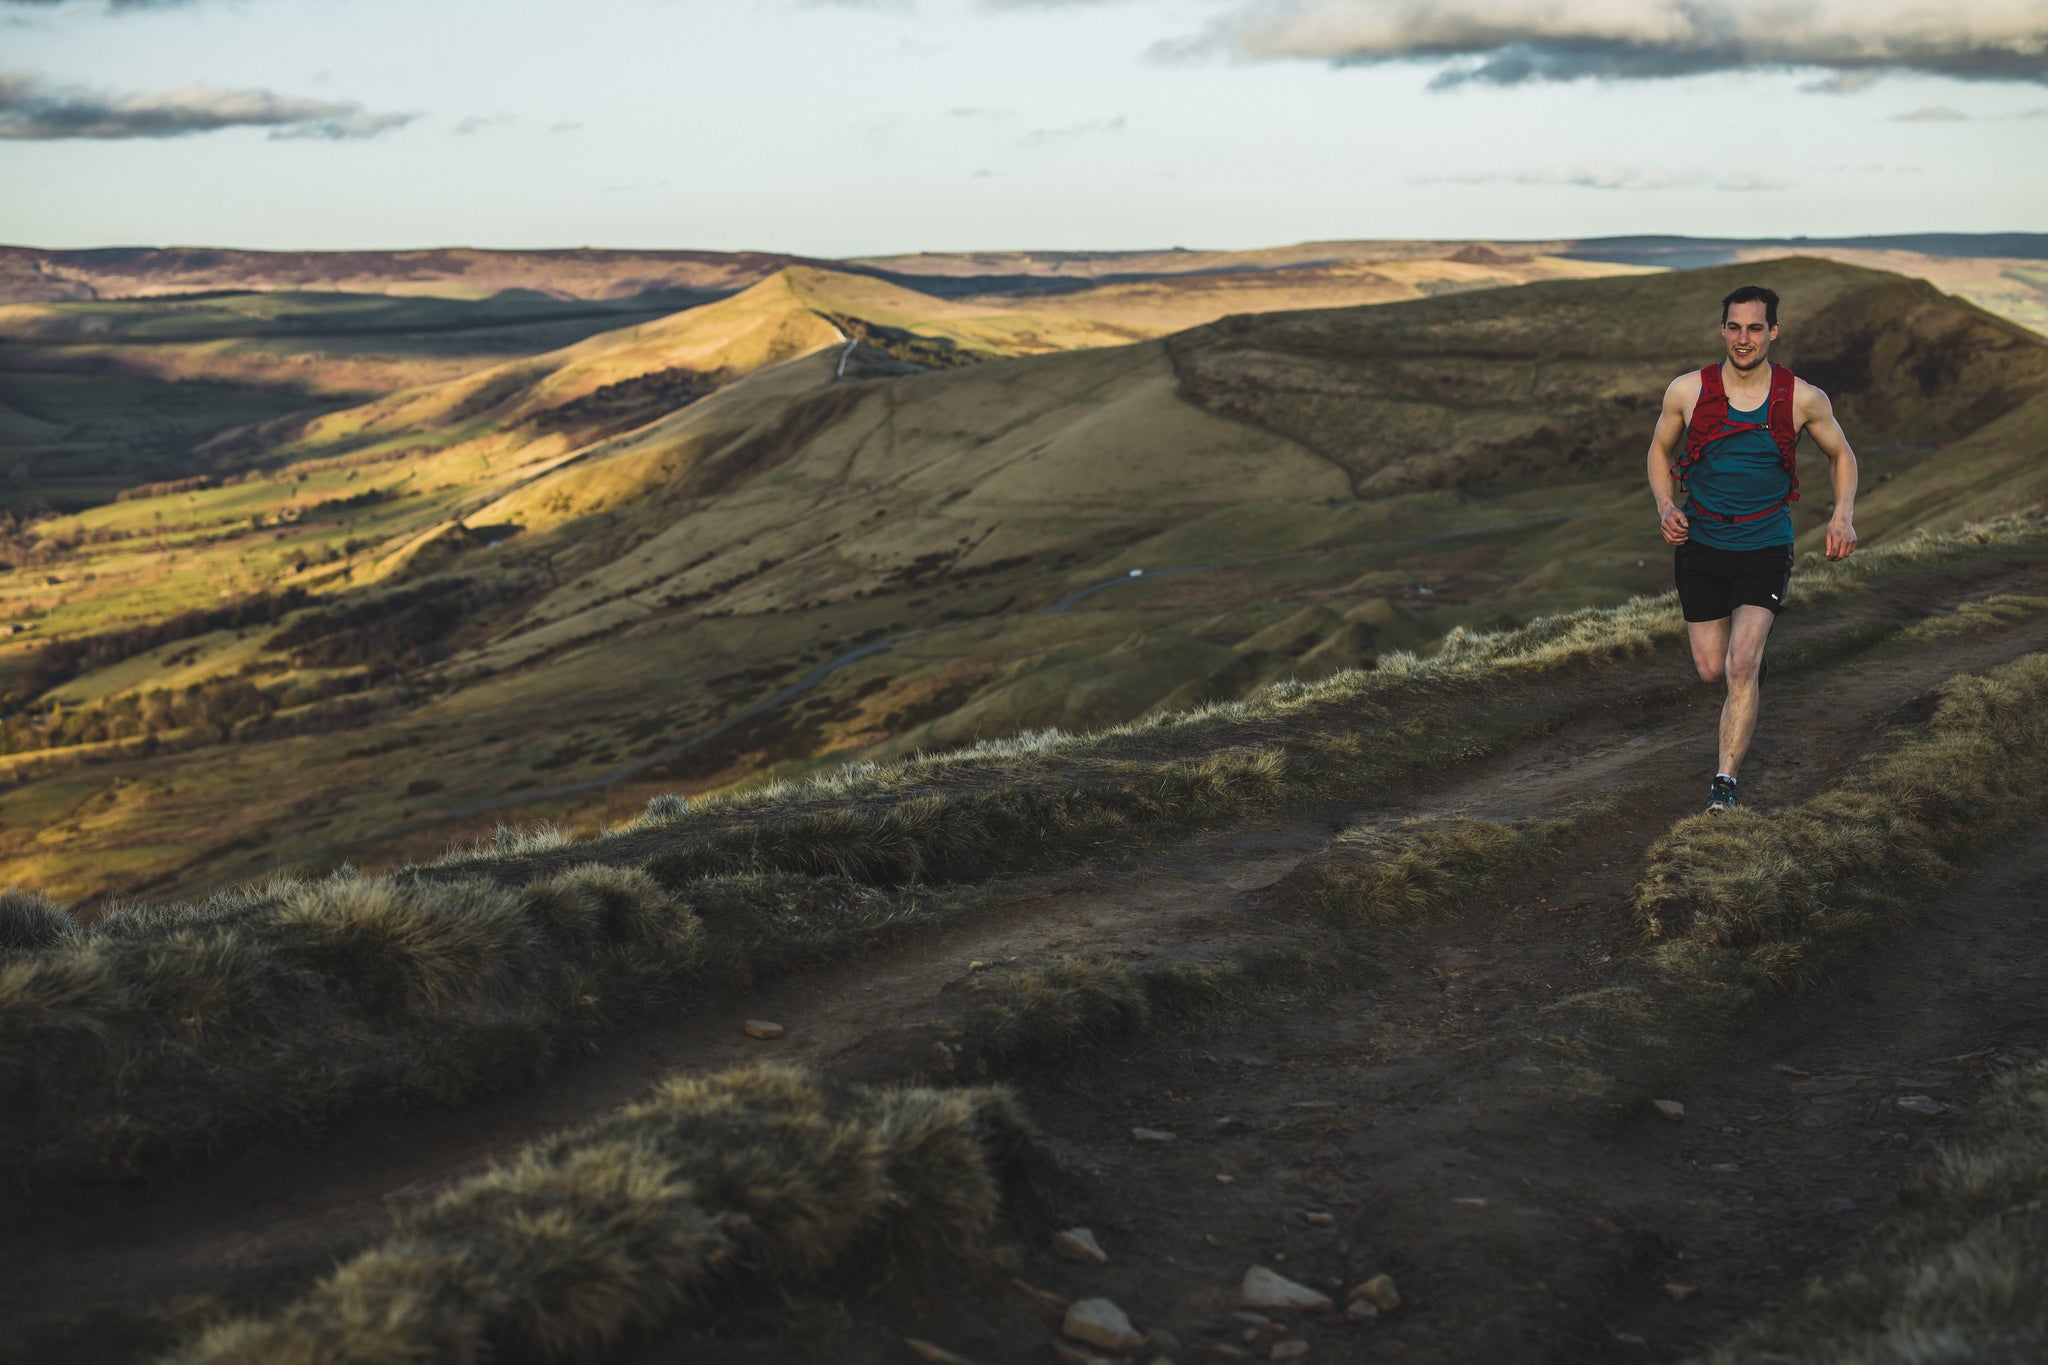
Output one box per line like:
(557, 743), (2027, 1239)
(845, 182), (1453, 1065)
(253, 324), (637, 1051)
(1716, 605), (1778, 778)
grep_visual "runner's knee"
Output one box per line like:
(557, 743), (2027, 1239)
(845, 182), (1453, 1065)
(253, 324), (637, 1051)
(1694, 655), (1724, 684)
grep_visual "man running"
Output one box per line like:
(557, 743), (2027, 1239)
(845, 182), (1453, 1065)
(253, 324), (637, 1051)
(1647, 284), (1860, 812)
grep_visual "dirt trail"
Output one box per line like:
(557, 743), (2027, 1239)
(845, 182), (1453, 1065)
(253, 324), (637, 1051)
(6, 565), (2048, 1355)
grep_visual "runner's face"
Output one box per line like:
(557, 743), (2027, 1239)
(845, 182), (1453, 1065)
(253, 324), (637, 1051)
(1721, 302), (1776, 372)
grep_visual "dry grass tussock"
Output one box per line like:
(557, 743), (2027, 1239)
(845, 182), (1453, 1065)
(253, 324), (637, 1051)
(0, 863), (706, 1174)
(1558, 651), (2048, 1088)
(164, 1066), (1035, 1365)
(618, 512), (2048, 837)
(1695, 1058), (2048, 1364)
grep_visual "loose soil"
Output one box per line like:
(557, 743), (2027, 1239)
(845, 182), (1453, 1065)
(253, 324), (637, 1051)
(7, 559), (2048, 1364)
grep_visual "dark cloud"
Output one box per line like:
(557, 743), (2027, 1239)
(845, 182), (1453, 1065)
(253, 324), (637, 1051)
(1200, 1), (2048, 87)
(0, 72), (415, 139)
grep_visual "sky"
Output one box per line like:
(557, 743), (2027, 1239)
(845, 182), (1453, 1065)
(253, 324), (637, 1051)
(1, 0), (2043, 256)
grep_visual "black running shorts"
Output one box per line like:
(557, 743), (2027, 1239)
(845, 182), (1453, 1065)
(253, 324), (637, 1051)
(1673, 542), (1793, 623)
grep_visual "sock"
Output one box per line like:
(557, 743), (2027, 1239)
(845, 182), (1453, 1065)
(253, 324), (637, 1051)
(1715, 772), (1737, 785)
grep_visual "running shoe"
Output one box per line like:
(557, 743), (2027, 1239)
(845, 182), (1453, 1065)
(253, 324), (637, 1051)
(1706, 773), (1739, 813)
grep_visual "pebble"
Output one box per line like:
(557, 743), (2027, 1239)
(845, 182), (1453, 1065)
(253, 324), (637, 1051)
(1216, 1174), (1237, 1185)
(1653, 1099), (1686, 1122)
(1302, 1211), (1335, 1226)
(1663, 1283), (1699, 1303)
(1209, 1347), (1253, 1360)
(1231, 1312), (1276, 1328)
(1345, 1300), (1379, 1323)
(1011, 1277), (1068, 1313)
(1133, 1127), (1178, 1143)
(905, 1340), (981, 1365)
(1896, 1095), (1944, 1117)
(1056, 1228), (1110, 1265)
(1350, 1274), (1401, 1312)
(1150, 1329), (1185, 1355)
(1272, 1343), (1309, 1361)
(1206, 1234), (1224, 1248)
(968, 960), (989, 971)
(1239, 1266), (1334, 1312)
(742, 1019), (784, 1039)
(1064, 1298), (1146, 1353)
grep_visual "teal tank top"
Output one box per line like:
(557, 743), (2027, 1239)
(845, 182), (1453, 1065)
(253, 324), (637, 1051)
(1685, 395), (1795, 550)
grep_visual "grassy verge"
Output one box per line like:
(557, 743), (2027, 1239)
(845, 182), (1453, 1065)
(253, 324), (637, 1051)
(156, 1067), (1033, 1365)
(1694, 1058), (2048, 1364)
(1555, 651), (2048, 1091)
(0, 861), (956, 1178)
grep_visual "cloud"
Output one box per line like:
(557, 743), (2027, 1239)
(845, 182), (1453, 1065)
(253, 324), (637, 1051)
(1195, 1), (2048, 86)
(1894, 104), (1971, 120)
(1413, 163), (1790, 192)
(452, 114), (513, 135)
(0, 71), (414, 139)
(1021, 114), (1127, 141)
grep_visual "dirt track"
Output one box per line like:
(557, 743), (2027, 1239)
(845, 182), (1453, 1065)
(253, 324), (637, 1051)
(8, 559), (2048, 1363)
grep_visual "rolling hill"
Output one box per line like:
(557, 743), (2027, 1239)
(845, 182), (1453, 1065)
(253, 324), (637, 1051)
(3, 255), (2046, 906)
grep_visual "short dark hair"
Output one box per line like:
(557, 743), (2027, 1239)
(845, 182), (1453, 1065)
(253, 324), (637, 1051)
(1721, 285), (1779, 326)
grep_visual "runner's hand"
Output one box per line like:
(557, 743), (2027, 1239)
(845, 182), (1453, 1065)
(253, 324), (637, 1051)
(1826, 513), (1857, 561)
(1659, 506), (1689, 545)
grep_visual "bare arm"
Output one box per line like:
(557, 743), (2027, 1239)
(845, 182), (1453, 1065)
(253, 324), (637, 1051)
(1647, 374), (1697, 546)
(1796, 380), (1859, 560)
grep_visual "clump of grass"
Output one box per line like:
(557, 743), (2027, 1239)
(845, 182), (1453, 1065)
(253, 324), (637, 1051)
(645, 746), (1293, 887)
(0, 863), (703, 1175)
(0, 888), (77, 953)
(1302, 791), (1640, 933)
(1695, 1058), (2048, 1364)
(163, 1067), (1033, 1365)
(1558, 652), (2048, 1089)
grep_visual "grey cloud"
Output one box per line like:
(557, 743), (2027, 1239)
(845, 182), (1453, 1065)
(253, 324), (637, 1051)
(1205, 1), (2048, 86)
(0, 71), (415, 139)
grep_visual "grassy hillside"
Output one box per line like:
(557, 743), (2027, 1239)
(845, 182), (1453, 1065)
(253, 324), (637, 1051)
(1, 258), (2043, 906)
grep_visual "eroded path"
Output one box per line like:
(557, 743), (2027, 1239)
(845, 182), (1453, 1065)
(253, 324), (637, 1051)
(7, 560), (2048, 1362)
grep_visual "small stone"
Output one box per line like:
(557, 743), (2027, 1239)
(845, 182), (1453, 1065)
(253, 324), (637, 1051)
(1350, 1274), (1401, 1312)
(1451, 1196), (1488, 1207)
(1206, 1234), (1224, 1248)
(1239, 1265), (1334, 1312)
(1653, 1099), (1685, 1122)
(905, 1339), (981, 1365)
(1663, 1282), (1699, 1303)
(1064, 1298), (1146, 1353)
(1209, 1347), (1253, 1360)
(1303, 1211), (1335, 1227)
(1271, 1343), (1310, 1361)
(1216, 1174), (1236, 1185)
(743, 1019), (784, 1039)
(1056, 1228), (1110, 1265)
(1230, 1312), (1275, 1328)
(1010, 1277), (1067, 1313)
(1133, 1127), (1178, 1143)
(968, 959), (990, 971)
(1345, 1300), (1379, 1323)
(1897, 1094), (1944, 1117)
(1149, 1329), (1185, 1355)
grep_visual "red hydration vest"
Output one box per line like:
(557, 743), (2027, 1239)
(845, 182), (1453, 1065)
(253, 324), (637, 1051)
(1671, 362), (1801, 524)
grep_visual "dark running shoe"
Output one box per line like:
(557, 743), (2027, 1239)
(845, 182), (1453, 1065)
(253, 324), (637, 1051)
(1706, 774), (1739, 813)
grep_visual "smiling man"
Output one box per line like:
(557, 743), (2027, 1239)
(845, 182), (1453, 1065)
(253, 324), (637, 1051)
(1647, 284), (1861, 812)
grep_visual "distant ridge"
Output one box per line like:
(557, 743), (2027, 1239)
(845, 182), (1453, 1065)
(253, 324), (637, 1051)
(1564, 234), (2048, 267)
